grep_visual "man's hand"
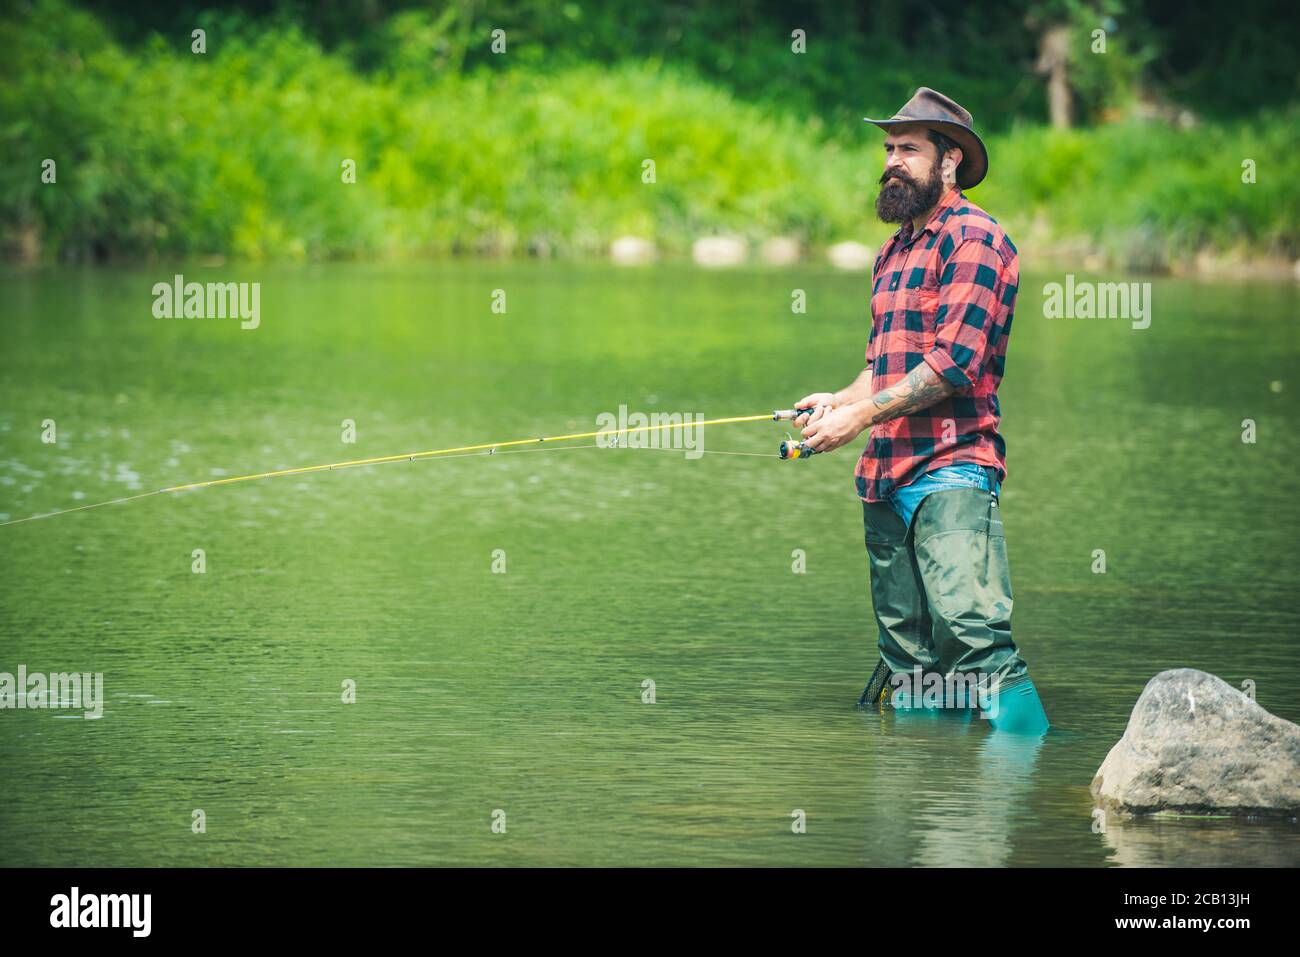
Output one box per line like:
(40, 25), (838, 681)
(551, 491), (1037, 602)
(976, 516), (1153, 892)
(801, 403), (868, 453)
(792, 391), (836, 426)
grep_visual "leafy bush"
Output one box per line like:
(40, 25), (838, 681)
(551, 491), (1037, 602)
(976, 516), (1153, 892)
(2, 0), (1295, 264)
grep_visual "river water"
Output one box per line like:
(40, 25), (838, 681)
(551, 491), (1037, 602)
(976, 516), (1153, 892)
(1, 261), (1297, 865)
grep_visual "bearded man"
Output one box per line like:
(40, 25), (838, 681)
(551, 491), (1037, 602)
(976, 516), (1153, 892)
(794, 88), (1049, 735)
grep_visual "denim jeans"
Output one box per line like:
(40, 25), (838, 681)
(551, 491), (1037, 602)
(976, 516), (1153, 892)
(888, 462), (1001, 528)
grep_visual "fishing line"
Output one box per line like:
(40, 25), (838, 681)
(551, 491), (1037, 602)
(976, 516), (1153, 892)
(0, 409), (815, 527)
(0, 490), (166, 528)
(630, 445), (773, 458)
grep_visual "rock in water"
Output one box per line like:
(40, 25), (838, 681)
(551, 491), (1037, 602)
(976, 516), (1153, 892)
(1091, 669), (1300, 817)
(826, 241), (873, 271)
(691, 236), (746, 268)
(610, 236), (656, 265)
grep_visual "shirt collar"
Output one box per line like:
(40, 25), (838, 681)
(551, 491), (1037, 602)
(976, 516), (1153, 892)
(895, 185), (963, 245)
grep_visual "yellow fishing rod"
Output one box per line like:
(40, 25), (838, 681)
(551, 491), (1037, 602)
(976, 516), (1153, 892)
(163, 410), (822, 493)
(1, 409), (819, 526)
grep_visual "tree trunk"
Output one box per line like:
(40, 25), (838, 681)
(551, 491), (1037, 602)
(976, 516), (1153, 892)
(1035, 25), (1073, 129)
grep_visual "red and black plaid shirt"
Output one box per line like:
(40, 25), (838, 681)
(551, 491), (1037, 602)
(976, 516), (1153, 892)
(855, 186), (1019, 502)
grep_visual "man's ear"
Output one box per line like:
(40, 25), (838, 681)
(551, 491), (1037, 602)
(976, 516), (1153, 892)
(942, 146), (963, 183)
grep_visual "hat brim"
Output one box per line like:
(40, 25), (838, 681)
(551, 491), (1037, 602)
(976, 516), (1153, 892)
(863, 117), (988, 189)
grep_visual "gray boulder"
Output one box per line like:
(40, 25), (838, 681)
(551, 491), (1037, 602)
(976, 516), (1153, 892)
(1091, 669), (1300, 817)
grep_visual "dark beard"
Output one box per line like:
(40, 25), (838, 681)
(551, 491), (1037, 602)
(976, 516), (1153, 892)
(875, 165), (944, 224)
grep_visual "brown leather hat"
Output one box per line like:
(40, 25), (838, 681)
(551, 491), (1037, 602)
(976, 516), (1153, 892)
(864, 87), (989, 189)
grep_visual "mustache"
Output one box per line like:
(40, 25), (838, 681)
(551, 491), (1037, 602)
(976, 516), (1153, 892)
(879, 169), (915, 186)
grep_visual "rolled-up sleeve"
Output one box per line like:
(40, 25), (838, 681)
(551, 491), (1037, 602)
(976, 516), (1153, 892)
(922, 238), (1004, 391)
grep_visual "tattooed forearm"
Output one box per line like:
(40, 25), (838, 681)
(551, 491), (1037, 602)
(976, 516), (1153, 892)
(864, 362), (956, 425)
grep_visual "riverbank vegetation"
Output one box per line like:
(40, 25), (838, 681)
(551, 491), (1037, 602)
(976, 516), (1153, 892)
(3, 0), (1296, 269)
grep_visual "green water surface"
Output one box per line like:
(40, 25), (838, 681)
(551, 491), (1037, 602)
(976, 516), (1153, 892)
(1, 261), (1297, 866)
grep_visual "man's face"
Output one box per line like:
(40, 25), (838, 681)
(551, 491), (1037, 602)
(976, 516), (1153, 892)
(875, 126), (949, 224)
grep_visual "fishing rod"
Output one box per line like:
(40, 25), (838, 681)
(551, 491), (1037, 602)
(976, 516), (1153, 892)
(1, 408), (823, 527)
(775, 408), (825, 460)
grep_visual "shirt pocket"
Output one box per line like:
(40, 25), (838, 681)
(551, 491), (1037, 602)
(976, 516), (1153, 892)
(900, 287), (939, 355)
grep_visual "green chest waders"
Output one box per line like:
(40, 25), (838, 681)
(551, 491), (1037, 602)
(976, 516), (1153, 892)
(860, 485), (1049, 734)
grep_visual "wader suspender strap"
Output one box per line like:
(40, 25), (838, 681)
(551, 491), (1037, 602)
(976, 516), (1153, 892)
(983, 465), (998, 498)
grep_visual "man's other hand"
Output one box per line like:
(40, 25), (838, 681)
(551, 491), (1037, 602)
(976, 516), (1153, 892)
(801, 404), (866, 453)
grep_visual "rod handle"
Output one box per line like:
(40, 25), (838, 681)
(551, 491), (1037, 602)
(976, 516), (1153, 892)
(772, 407), (820, 421)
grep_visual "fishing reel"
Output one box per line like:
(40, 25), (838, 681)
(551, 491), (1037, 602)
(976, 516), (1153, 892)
(778, 439), (820, 460)
(772, 407), (823, 460)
